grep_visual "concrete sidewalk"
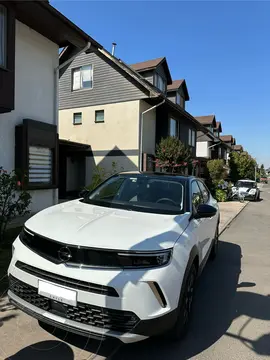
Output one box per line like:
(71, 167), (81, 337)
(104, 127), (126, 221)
(219, 201), (248, 234)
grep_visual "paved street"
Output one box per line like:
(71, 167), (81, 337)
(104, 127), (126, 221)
(1, 185), (270, 359)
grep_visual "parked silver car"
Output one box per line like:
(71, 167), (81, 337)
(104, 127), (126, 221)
(232, 179), (260, 201)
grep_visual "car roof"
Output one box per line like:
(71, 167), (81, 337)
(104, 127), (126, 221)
(119, 171), (196, 180)
(238, 179), (255, 182)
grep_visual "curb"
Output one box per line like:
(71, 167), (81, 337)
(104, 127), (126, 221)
(219, 201), (249, 235)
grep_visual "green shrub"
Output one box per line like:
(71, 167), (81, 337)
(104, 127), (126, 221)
(155, 136), (192, 173)
(0, 167), (31, 243)
(215, 188), (227, 202)
(207, 159), (226, 184)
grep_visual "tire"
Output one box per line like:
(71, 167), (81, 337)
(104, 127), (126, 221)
(210, 224), (219, 260)
(257, 192), (260, 201)
(167, 264), (197, 341)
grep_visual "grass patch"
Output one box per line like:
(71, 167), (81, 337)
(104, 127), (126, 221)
(0, 226), (22, 296)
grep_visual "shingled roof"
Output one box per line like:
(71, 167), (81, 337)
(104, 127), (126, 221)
(195, 115), (217, 127)
(130, 57), (164, 71)
(130, 57), (172, 84)
(220, 135), (234, 143)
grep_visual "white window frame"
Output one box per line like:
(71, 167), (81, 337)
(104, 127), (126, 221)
(72, 64), (93, 91)
(0, 4), (7, 68)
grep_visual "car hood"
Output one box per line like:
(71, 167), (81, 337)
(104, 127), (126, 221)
(25, 200), (190, 251)
(238, 187), (254, 192)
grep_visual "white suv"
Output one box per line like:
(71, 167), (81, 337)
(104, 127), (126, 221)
(8, 173), (219, 343)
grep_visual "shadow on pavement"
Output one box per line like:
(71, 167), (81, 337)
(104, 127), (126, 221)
(6, 341), (74, 360)
(113, 240), (270, 359)
(39, 322), (122, 358)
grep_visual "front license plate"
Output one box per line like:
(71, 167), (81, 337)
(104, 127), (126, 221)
(38, 280), (77, 306)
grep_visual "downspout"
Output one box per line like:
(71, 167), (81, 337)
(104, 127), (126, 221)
(53, 41), (91, 204)
(139, 100), (165, 172)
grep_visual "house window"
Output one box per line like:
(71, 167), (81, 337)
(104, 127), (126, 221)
(73, 112), (82, 125)
(189, 129), (196, 147)
(72, 65), (93, 91)
(0, 5), (7, 67)
(155, 73), (165, 92)
(169, 118), (178, 137)
(95, 110), (104, 123)
(29, 146), (53, 185)
(176, 92), (180, 105)
(180, 95), (185, 109)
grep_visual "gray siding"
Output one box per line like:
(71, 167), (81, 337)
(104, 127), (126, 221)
(59, 51), (148, 110)
(197, 130), (212, 142)
(167, 92), (176, 104)
(140, 70), (154, 85)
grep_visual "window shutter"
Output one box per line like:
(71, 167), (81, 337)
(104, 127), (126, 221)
(29, 146), (52, 184)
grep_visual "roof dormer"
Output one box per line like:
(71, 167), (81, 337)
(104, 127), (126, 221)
(195, 115), (217, 134)
(130, 57), (172, 93)
(167, 79), (190, 109)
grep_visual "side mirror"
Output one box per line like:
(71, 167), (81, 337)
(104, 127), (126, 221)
(194, 204), (217, 219)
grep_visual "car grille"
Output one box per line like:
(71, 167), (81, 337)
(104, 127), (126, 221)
(9, 275), (140, 333)
(15, 261), (119, 297)
(20, 228), (128, 268)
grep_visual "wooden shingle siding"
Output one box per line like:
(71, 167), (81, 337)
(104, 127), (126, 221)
(59, 51), (148, 110)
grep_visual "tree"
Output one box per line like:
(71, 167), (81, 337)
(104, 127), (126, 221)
(155, 137), (192, 173)
(229, 151), (257, 182)
(260, 164), (267, 178)
(207, 159), (226, 184)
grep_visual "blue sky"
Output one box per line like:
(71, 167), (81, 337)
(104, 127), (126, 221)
(52, 0), (270, 167)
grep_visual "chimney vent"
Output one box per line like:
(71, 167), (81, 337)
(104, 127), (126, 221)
(112, 42), (117, 56)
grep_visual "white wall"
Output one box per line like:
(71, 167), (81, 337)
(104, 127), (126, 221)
(0, 21), (59, 213)
(196, 141), (210, 158)
(60, 100), (141, 183)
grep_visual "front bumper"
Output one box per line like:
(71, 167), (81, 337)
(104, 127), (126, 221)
(8, 236), (185, 342)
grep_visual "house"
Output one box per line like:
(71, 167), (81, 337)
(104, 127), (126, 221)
(232, 144), (243, 152)
(58, 50), (207, 197)
(0, 1), (101, 212)
(195, 116), (228, 161)
(220, 135), (236, 148)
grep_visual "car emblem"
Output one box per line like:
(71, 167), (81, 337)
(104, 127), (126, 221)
(58, 247), (72, 263)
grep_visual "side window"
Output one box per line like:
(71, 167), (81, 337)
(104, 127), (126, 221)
(197, 181), (209, 203)
(191, 181), (203, 210)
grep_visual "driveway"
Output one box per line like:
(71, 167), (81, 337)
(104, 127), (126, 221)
(1, 185), (270, 359)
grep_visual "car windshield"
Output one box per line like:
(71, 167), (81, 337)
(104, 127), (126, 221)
(83, 175), (185, 215)
(236, 181), (256, 188)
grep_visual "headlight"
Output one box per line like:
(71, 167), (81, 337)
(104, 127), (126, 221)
(249, 189), (256, 194)
(116, 249), (172, 268)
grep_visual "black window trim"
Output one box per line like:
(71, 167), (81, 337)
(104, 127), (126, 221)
(95, 109), (105, 123)
(73, 112), (82, 125)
